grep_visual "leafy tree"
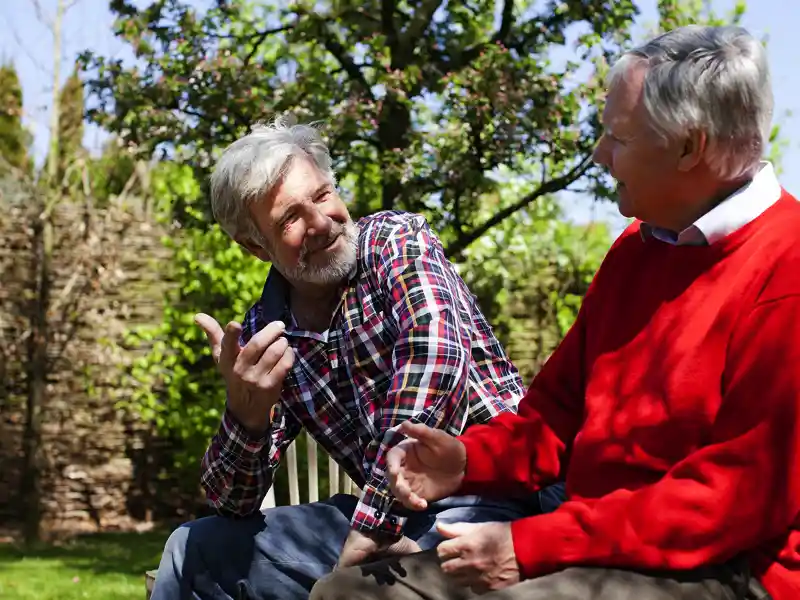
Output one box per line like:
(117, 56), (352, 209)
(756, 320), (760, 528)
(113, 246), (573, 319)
(55, 67), (86, 188)
(82, 0), (638, 256)
(0, 62), (32, 175)
(457, 184), (611, 381)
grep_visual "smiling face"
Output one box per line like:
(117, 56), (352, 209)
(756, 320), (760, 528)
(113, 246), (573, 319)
(592, 60), (709, 231)
(245, 157), (358, 286)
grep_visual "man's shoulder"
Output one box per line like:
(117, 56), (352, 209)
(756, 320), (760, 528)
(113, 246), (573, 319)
(356, 211), (432, 244)
(356, 211), (440, 265)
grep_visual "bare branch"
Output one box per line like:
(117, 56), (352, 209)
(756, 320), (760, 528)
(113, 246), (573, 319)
(444, 154), (594, 257)
(28, 0), (53, 30)
(400, 0), (446, 50)
(3, 20), (52, 74)
(321, 31), (375, 100)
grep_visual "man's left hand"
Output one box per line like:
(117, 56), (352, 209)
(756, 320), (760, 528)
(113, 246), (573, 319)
(336, 529), (422, 569)
(436, 521), (520, 593)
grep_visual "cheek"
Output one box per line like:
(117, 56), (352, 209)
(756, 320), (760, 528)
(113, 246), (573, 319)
(275, 227), (306, 260)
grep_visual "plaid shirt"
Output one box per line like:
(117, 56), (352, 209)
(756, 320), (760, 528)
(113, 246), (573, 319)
(200, 211), (525, 535)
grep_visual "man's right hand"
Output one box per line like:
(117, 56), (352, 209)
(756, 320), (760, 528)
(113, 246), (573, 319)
(195, 313), (294, 436)
(386, 422), (467, 511)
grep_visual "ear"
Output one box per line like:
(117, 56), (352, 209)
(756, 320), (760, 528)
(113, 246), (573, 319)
(237, 236), (272, 263)
(676, 129), (706, 172)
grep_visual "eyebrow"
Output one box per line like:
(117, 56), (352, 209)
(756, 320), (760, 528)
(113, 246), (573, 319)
(276, 184), (333, 223)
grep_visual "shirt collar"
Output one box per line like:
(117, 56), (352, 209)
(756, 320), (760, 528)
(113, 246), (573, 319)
(641, 161), (782, 246)
(259, 255), (360, 326)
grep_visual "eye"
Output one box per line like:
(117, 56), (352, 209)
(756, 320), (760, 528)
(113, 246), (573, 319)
(314, 191), (331, 204)
(282, 213), (299, 229)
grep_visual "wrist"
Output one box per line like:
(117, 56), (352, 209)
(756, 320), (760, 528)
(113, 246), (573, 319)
(226, 403), (272, 438)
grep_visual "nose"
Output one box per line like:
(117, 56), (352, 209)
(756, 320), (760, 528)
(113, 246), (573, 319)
(305, 206), (333, 238)
(592, 136), (609, 167)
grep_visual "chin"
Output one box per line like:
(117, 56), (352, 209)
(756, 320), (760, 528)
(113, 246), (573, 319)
(615, 187), (636, 219)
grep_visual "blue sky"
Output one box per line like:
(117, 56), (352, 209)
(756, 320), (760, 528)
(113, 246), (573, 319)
(2, 0), (797, 233)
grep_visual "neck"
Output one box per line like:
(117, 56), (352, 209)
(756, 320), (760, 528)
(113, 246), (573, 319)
(287, 278), (343, 332)
(662, 175), (753, 233)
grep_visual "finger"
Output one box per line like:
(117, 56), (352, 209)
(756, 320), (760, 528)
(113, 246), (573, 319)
(194, 313), (224, 362)
(386, 442), (409, 477)
(398, 421), (440, 442)
(390, 472), (428, 511)
(220, 321), (243, 367)
(439, 556), (472, 576)
(247, 336), (289, 381)
(385, 536), (422, 556)
(436, 521), (477, 540)
(271, 345), (295, 379)
(238, 320), (286, 366)
(436, 538), (463, 561)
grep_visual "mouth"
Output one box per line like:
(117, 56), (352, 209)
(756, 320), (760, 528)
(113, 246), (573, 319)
(306, 234), (341, 256)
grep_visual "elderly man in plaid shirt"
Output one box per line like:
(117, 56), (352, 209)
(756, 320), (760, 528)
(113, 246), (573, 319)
(149, 116), (565, 600)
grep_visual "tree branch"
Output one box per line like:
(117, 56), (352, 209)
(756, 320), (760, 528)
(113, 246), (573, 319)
(382, 0), (398, 51)
(444, 154), (593, 257)
(399, 0), (445, 53)
(320, 28), (375, 100)
(453, 0), (515, 69)
(241, 24), (294, 68)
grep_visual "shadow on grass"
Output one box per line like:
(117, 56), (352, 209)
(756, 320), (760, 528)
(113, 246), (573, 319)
(0, 530), (169, 577)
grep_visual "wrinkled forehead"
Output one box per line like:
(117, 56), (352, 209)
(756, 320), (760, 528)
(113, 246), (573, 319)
(268, 157), (330, 207)
(602, 60), (649, 133)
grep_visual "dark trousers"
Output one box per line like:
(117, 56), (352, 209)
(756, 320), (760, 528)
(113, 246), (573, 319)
(310, 549), (767, 600)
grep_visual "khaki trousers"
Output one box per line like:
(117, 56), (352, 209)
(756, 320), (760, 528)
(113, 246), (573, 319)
(310, 550), (755, 600)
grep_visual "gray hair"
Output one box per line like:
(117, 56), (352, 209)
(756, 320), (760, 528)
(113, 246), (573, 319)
(209, 114), (336, 242)
(608, 25), (773, 180)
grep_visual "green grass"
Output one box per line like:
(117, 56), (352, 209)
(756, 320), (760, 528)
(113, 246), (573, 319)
(0, 530), (168, 599)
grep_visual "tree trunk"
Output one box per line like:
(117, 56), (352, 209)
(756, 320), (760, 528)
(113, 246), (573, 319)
(21, 217), (51, 545)
(377, 96), (411, 210)
(19, 0), (65, 544)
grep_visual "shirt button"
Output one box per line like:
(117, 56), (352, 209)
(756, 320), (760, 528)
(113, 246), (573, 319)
(375, 511), (383, 519)
(388, 516), (398, 525)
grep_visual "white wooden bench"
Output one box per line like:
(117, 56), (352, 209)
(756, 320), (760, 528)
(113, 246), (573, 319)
(145, 432), (360, 598)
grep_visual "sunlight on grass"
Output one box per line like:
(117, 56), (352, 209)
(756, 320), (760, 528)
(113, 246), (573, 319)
(0, 531), (167, 600)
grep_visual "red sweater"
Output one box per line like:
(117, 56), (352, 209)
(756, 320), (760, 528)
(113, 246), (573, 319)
(459, 191), (800, 598)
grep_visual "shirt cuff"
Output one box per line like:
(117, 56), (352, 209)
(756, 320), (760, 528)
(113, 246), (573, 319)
(218, 409), (270, 457)
(349, 482), (408, 536)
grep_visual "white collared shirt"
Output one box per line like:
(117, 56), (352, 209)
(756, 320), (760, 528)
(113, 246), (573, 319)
(642, 161), (783, 246)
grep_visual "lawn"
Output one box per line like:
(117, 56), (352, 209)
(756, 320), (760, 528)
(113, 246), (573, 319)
(0, 530), (168, 599)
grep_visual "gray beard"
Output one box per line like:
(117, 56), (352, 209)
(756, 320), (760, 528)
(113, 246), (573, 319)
(273, 221), (359, 286)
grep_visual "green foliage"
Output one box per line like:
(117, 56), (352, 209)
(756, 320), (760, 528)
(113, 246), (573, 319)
(87, 138), (139, 204)
(57, 68), (86, 181)
(0, 62), (32, 175)
(81, 0), (639, 253)
(120, 161), (268, 474)
(457, 178), (611, 380)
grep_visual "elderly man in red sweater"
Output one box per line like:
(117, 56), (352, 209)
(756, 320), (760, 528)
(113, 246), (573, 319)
(308, 23), (800, 600)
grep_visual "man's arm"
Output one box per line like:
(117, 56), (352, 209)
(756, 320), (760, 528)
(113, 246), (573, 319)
(200, 303), (302, 516)
(200, 402), (303, 517)
(506, 295), (800, 579)
(454, 225), (641, 498)
(455, 299), (588, 498)
(350, 217), (477, 536)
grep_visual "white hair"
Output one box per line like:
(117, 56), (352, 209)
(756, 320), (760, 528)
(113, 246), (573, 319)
(209, 114), (336, 242)
(608, 25), (773, 180)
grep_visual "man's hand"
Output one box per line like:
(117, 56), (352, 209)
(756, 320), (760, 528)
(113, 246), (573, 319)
(436, 522), (519, 593)
(386, 422), (467, 511)
(336, 529), (422, 569)
(195, 313), (294, 435)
